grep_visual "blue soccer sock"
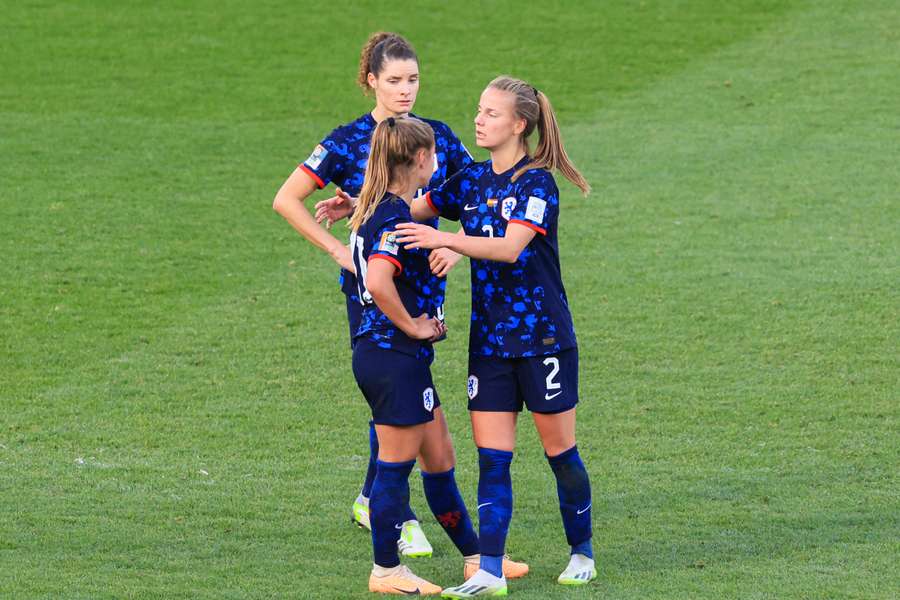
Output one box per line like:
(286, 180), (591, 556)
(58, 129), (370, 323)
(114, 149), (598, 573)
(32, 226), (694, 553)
(547, 445), (593, 558)
(477, 447), (514, 577)
(421, 467), (480, 557)
(370, 458), (415, 568)
(360, 421), (378, 499)
(366, 424), (417, 523)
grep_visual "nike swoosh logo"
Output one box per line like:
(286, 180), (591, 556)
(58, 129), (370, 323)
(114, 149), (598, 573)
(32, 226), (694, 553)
(477, 502), (492, 510)
(545, 391), (563, 400)
(577, 503), (592, 515)
(390, 585), (419, 595)
(463, 204), (479, 211)
(394, 523), (404, 529)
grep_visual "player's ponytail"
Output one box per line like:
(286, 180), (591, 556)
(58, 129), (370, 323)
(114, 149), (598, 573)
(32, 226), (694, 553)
(350, 117), (435, 231)
(357, 32), (418, 95)
(488, 76), (590, 196)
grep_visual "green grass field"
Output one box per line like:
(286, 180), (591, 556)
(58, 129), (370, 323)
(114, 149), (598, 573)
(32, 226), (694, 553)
(2, 1), (898, 598)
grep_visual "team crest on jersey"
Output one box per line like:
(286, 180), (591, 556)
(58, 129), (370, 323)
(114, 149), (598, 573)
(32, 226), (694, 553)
(378, 231), (399, 255)
(467, 375), (479, 400)
(423, 387), (435, 412)
(501, 197), (517, 221)
(305, 144), (328, 169)
(525, 196), (547, 223)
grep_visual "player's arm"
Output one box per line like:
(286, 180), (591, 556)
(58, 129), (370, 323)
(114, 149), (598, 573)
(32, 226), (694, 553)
(410, 193), (439, 221)
(394, 222), (536, 264)
(272, 167), (354, 272)
(365, 258), (445, 341)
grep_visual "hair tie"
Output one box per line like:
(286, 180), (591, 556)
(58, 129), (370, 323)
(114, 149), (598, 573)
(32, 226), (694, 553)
(532, 86), (539, 98)
(386, 117), (396, 127)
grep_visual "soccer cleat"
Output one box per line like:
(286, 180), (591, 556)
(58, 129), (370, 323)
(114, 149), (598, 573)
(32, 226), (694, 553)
(463, 555), (529, 580)
(369, 564), (442, 595)
(352, 496), (371, 531)
(442, 569), (507, 598)
(557, 553), (596, 585)
(398, 520), (433, 558)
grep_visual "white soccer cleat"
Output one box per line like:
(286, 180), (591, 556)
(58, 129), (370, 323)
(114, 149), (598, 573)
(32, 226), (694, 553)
(398, 519), (433, 558)
(442, 569), (508, 597)
(351, 495), (371, 531)
(557, 553), (596, 585)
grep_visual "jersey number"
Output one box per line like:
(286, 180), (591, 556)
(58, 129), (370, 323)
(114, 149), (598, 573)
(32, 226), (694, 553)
(350, 232), (372, 304)
(543, 357), (561, 391)
(481, 224), (494, 238)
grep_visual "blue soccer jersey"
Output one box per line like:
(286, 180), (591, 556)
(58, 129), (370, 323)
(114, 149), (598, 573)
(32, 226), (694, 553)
(425, 156), (577, 358)
(351, 193), (447, 360)
(299, 113), (473, 297)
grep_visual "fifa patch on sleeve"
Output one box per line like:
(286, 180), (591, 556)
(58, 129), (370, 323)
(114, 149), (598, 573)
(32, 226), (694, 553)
(378, 231), (400, 255)
(525, 196), (547, 223)
(305, 144), (328, 169)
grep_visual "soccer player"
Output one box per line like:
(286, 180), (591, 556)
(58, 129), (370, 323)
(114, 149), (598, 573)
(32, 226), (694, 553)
(272, 32), (472, 556)
(350, 115), (482, 594)
(394, 76), (596, 597)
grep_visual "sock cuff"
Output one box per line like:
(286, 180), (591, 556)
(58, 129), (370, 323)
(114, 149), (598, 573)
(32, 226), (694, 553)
(546, 444), (580, 465)
(420, 466), (455, 480)
(477, 447), (514, 461)
(375, 458), (416, 472)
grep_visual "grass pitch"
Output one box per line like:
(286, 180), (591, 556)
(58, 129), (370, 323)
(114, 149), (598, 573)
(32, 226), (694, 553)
(1, 1), (897, 598)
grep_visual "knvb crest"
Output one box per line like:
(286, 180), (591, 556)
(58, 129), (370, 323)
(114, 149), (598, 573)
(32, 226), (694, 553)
(467, 375), (479, 400)
(423, 387), (435, 412)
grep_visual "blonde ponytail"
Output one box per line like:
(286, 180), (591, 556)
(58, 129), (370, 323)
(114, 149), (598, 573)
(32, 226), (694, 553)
(487, 76), (590, 196)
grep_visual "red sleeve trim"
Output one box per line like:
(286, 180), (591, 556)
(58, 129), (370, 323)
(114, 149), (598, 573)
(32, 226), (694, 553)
(425, 191), (439, 214)
(509, 219), (546, 236)
(368, 253), (403, 276)
(299, 164), (326, 189)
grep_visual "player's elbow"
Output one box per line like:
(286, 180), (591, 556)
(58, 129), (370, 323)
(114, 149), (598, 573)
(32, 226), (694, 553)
(500, 246), (523, 263)
(272, 192), (285, 213)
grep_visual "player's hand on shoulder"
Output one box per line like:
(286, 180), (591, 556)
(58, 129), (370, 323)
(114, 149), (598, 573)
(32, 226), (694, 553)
(394, 222), (447, 250)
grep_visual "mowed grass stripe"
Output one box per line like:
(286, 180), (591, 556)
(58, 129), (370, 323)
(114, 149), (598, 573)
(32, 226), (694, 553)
(2, 1), (898, 598)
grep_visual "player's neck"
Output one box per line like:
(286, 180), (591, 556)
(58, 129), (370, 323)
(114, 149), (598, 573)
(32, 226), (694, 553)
(386, 181), (416, 205)
(490, 141), (526, 175)
(371, 105), (410, 123)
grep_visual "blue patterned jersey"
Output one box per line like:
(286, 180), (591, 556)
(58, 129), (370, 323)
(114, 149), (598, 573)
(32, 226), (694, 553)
(425, 156), (576, 358)
(299, 113), (472, 297)
(351, 193), (447, 360)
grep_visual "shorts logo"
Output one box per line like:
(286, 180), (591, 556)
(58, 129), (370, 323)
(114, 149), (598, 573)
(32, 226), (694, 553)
(467, 375), (479, 400)
(423, 387), (434, 412)
(379, 231), (400, 255)
(525, 195), (547, 223)
(500, 197), (517, 221)
(305, 144), (328, 169)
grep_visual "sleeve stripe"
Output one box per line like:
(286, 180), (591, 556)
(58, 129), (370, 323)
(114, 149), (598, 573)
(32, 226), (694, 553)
(509, 219), (546, 236)
(368, 253), (403, 275)
(299, 164), (326, 189)
(425, 191), (439, 214)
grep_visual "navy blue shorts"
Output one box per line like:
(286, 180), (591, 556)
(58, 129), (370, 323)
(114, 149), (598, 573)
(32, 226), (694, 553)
(352, 339), (441, 426)
(466, 347), (578, 414)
